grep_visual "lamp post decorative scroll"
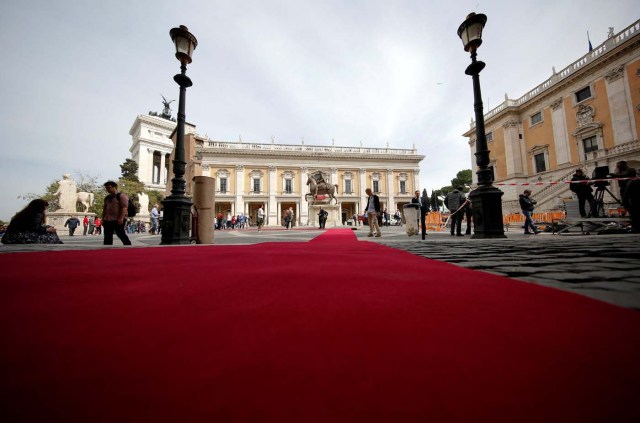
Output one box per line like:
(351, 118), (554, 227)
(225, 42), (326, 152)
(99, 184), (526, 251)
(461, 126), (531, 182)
(457, 13), (506, 238)
(161, 25), (198, 245)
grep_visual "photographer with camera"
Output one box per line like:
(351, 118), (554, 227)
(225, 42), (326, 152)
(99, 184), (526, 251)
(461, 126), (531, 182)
(570, 169), (596, 218)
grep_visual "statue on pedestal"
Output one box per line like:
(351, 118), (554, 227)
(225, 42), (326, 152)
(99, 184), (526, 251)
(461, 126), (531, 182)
(54, 174), (78, 212)
(306, 172), (338, 205)
(137, 192), (150, 215)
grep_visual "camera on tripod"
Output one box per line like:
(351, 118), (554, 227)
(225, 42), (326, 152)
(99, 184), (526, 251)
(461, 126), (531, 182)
(592, 166), (610, 189)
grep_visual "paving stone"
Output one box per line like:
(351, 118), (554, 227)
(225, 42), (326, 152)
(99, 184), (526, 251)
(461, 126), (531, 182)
(526, 272), (598, 282)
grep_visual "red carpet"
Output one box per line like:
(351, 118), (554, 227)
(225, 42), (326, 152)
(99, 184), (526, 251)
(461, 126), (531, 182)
(1, 229), (639, 421)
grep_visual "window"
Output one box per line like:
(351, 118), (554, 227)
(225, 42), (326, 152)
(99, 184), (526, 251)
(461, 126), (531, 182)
(253, 178), (261, 193)
(345, 179), (352, 193)
(284, 179), (292, 194)
(575, 86), (592, 103)
(534, 153), (546, 173)
(399, 180), (406, 194)
(531, 112), (542, 125)
(486, 132), (493, 142)
(219, 178), (227, 193)
(373, 180), (379, 193)
(583, 136), (598, 154)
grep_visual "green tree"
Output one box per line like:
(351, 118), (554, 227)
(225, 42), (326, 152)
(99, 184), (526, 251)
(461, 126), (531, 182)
(450, 169), (472, 192)
(120, 159), (140, 181)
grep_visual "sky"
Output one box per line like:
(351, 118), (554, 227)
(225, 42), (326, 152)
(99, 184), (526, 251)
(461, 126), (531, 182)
(0, 0), (638, 220)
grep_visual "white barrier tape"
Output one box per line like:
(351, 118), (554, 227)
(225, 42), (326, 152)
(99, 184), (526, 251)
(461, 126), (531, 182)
(494, 177), (639, 186)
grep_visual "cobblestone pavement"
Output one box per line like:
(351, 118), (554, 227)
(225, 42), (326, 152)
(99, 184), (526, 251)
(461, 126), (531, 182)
(372, 229), (640, 310)
(2, 225), (639, 309)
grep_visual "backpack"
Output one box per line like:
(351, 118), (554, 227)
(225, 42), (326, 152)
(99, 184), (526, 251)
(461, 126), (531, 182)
(117, 193), (138, 217)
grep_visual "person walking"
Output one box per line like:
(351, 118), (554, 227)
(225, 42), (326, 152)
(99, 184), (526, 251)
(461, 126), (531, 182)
(82, 215), (89, 236)
(519, 189), (540, 235)
(88, 216), (95, 235)
(444, 187), (466, 236)
(257, 205), (265, 232)
(150, 204), (160, 235)
(570, 169), (595, 218)
(94, 217), (102, 235)
(101, 181), (131, 246)
(318, 208), (328, 229)
(64, 216), (81, 236)
(364, 188), (382, 237)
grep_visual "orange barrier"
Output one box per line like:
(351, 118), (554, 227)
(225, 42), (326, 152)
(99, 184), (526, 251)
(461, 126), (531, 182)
(503, 212), (565, 225)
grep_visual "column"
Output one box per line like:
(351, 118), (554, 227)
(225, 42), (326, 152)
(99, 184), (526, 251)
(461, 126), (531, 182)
(359, 168), (367, 213)
(159, 152), (166, 187)
(235, 165), (245, 218)
(548, 100), (570, 166)
(268, 166), (277, 226)
(386, 169), (395, 213)
(300, 166), (308, 225)
(605, 65), (635, 145)
(502, 120), (525, 176)
(468, 139), (477, 184)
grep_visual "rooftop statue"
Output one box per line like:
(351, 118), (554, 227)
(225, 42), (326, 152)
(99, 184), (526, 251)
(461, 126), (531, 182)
(148, 95), (177, 121)
(161, 95), (175, 119)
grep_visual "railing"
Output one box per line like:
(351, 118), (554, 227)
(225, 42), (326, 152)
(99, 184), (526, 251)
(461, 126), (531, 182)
(203, 141), (418, 155)
(471, 19), (640, 127)
(605, 140), (639, 156)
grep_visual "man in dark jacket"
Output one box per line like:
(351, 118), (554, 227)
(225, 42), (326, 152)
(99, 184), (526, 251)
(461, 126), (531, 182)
(444, 187), (466, 236)
(570, 169), (595, 217)
(364, 188), (382, 237)
(519, 189), (539, 234)
(64, 216), (81, 236)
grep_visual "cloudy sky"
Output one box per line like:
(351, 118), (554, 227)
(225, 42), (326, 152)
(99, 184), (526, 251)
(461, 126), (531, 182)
(0, 0), (637, 220)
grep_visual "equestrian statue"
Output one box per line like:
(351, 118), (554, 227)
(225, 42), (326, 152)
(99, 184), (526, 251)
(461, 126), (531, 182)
(306, 174), (338, 205)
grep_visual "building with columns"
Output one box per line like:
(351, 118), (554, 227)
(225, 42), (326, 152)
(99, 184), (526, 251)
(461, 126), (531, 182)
(464, 19), (640, 212)
(129, 114), (176, 191)
(162, 132), (424, 227)
(129, 115), (424, 227)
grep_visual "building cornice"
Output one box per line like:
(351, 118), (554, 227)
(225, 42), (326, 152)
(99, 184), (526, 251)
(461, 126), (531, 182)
(195, 140), (424, 162)
(129, 114), (177, 135)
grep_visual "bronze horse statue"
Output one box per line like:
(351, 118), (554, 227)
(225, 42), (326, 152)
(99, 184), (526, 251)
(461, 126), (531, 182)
(306, 176), (338, 204)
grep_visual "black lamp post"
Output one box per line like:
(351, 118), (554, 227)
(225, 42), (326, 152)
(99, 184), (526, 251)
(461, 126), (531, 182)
(161, 25), (198, 245)
(457, 13), (506, 239)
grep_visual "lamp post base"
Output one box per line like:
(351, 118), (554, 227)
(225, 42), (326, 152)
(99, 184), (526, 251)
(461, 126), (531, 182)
(161, 195), (193, 244)
(469, 185), (507, 239)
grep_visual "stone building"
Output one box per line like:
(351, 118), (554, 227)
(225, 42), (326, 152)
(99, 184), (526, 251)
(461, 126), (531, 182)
(464, 19), (640, 212)
(129, 114), (176, 191)
(129, 115), (424, 227)
(169, 132), (423, 227)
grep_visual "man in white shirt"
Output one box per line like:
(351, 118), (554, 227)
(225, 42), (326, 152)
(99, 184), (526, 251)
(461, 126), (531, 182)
(364, 188), (382, 237)
(257, 205), (265, 232)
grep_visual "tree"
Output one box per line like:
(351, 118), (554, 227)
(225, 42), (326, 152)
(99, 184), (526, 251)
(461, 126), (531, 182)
(120, 159), (139, 181)
(450, 169), (472, 192)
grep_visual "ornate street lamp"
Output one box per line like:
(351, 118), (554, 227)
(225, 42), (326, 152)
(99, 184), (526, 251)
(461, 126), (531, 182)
(161, 25), (198, 244)
(457, 13), (506, 239)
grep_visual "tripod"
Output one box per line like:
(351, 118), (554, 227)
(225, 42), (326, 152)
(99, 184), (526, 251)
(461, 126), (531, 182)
(590, 185), (621, 217)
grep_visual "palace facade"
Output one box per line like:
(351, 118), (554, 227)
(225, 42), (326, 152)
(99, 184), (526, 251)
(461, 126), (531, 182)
(130, 117), (424, 227)
(464, 19), (640, 212)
